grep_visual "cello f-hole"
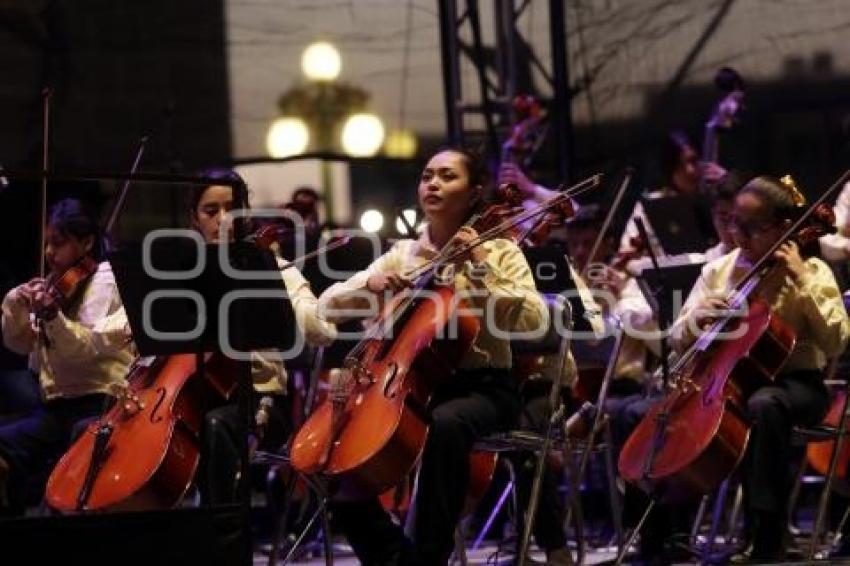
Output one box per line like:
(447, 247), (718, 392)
(383, 362), (400, 398)
(149, 387), (167, 423)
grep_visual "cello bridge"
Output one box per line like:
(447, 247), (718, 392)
(120, 391), (145, 415)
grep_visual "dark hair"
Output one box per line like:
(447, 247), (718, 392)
(709, 170), (750, 207)
(566, 203), (604, 232)
(292, 186), (321, 202)
(436, 145), (492, 196)
(739, 175), (804, 222)
(185, 167), (247, 219)
(659, 129), (694, 182)
(48, 198), (103, 261)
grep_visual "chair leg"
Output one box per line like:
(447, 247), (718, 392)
(472, 466), (514, 552)
(453, 522), (470, 566)
(518, 403), (567, 566)
(321, 505), (334, 566)
(726, 483), (743, 544)
(808, 380), (850, 560)
(702, 478), (732, 559)
(562, 438), (585, 565)
(603, 418), (625, 553)
(690, 494), (710, 549)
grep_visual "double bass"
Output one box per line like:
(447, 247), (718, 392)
(699, 67), (745, 195)
(618, 176), (844, 504)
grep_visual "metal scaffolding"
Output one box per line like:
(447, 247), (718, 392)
(437, 0), (574, 182)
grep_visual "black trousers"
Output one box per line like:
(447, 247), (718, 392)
(0, 369), (40, 418)
(333, 368), (520, 566)
(0, 393), (110, 513)
(744, 370), (829, 515)
(198, 392), (288, 506)
(612, 371), (829, 558)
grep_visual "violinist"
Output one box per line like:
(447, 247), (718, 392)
(318, 147), (549, 565)
(497, 161), (560, 209)
(286, 186), (322, 232)
(186, 169), (336, 505)
(671, 176), (850, 560)
(0, 198), (134, 515)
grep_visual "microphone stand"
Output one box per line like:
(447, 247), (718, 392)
(614, 217), (671, 565)
(635, 217), (672, 397)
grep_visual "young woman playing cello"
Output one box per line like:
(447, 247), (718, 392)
(317, 147), (549, 565)
(0, 198), (135, 515)
(671, 176), (850, 560)
(186, 169), (337, 505)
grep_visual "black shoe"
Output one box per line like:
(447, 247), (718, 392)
(729, 543), (753, 564)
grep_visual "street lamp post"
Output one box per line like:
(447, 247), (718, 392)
(268, 41), (386, 224)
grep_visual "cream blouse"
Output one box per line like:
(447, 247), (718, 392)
(671, 249), (850, 373)
(2, 262), (135, 400)
(318, 229), (549, 370)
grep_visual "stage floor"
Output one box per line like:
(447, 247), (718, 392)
(253, 542), (623, 565)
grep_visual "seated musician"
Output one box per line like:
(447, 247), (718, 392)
(670, 175), (850, 560)
(618, 130), (727, 263)
(186, 169), (336, 505)
(497, 165), (670, 562)
(612, 169), (747, 393)
(598, 171), (748, 564)
(0, 198), (135, 515)
(286, 186), (322, 232)
(318, 147), (549, 565)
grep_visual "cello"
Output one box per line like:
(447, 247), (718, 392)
(46, 353), (237, 512)
(618, 174), (846, 504)
(46, 225), (350, 512)
(290, 176), (597, 500)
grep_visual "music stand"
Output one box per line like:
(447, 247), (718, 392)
(635, 262), (705, 332)
(642, 194), (715, 255)
(109, 237), (297, 563)
(110, 239), (296, 355)
(522, 245), (596, 334)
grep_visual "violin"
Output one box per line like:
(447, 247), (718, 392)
(618, 182), (843, 503)
(22, 255), (100, 351)
(43, 255), (99, 310)
(501, 94), (546, 172)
